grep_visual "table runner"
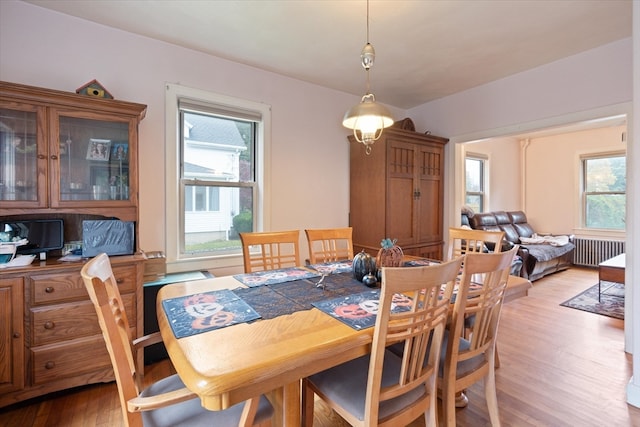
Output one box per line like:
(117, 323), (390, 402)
(234, 272), (370, 320)
(233, 266), (320, 287)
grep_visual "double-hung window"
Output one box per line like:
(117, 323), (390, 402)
(464, 153), (487, 213)
(166, 84), (270, 267)
(582, 152), (626, 230)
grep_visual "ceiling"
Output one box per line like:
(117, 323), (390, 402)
(26, 0), (631, 110)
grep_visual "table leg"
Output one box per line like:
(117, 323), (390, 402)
(598, 280), (602, 302)
(283, 381), (301, 426)
(268, 388), (284, 426)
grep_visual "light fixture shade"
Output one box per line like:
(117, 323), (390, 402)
(343, 93), (394, 147)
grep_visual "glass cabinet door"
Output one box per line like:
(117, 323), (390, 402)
(54, 113), (133, 204)
(0, 104), (47, 206)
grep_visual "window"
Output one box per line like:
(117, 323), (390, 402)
(582, 153), (626, 230)
(465, 154), (486, 213)
(166, 84), (271, 267)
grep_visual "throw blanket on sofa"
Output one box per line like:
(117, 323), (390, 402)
(520, 234), (570, 247)
(521, 241), (575, 262)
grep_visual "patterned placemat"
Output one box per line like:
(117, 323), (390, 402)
(162, 289), (261, 338)
(233, 266), (319, 287)
(312, 289), (413, 330)
(307, 260), (353, 274)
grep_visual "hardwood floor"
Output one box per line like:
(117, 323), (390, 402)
(1, 267), (639, 426)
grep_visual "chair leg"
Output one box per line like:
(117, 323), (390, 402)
(239, 398), (260, 427)
(485, 350), (501, 427)
(443, 383), (457, 427)
(485, 374), (501, 426)
(301, 378), (315, 427)
(424, 400), (437, 427)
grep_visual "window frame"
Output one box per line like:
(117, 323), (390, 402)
(464, 153), (487, 213)
(165, 84), (271, 272)
(581, 151), (626, 231)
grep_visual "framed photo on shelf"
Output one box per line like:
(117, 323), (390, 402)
(111, 143), (128, 162)
(86, 139), (111, 161)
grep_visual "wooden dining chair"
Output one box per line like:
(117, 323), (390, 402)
(81, 253), (273, 427)
(448, 227), (506, 370)
(302, 256), (464, 427)
(304, 227), (354, 264)
(447, 227), (505, 259)
(239, 230), (301, 273)
(438, 246), (518, 427)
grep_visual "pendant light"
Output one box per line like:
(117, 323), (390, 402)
(343, 0), (393, 155)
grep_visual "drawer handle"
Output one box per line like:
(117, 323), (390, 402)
(13, 332), (20, 339)
(45, 361), (55, 370)
(44, 321), (55, 330)
(116, 278), (124, 284)
(45, 286), (54, 293)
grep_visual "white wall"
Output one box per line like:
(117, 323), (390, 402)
(462, 137), (521, 213)
(0, 1), (402, 269)
(524, 125), (626, 235)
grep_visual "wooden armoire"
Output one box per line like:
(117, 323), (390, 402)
(349, 125), (448, 260)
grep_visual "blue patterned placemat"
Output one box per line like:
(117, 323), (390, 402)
(233, 266), (320, 287)
(162, 289), (261, 338)
(307, 260), (353, 274)
(312, 289), (413, 330)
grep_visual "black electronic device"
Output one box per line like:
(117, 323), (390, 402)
(0, 219), (64, 255)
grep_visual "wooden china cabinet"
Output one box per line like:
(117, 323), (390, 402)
(349, 124), (448, 260)
(0, 81), (147, 407)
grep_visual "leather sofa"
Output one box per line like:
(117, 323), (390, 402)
(462, 210), (575, 281)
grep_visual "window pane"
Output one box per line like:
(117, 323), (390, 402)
(180, 110), (256, 257)
(182, 112), (249, 183)
(465, 158), (482, 192)
(465, 195), (482, 214)
(185, 186), (193, 211)
(586, 194), (625, 229)
(585, 157), (626, 192)
(208, 187), (220, 211)
(583, 155), (625, 230)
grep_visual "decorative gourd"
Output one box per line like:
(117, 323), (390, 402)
(352, 250), (376, 282)
(376, 238), (404, 267)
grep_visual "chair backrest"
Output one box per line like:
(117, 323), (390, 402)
(447, 227), (505, 260)
(304, 227), (354, 264)
(81, 253), (142, 427)
(239, 230), (301, 273)
(363, 256), (464, 425)
(443, 246), (518, 383)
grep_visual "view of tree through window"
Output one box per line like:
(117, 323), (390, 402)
(583, 155), (626, 230)
(465, 156), (485, 213)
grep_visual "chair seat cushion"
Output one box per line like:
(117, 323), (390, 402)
(307, 350), (427, 422)
(140, 374), (273, 427)
(440, 332), (486, 378)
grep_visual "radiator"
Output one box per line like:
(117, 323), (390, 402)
(573, 238), (626, 267)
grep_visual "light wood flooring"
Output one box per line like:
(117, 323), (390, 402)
(1, 267), (639, 426)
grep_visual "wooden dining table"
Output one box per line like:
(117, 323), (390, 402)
(156, 270), (531, 426)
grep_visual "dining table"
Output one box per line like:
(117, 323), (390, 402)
(156, 262), (531, 426)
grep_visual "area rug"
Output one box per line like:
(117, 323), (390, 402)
(560, 281), (624, 320)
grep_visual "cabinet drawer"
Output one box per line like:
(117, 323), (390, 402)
(31, 294), (135, 346)
(31, 265), (136, 304)
(31, 335), (112, 385)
